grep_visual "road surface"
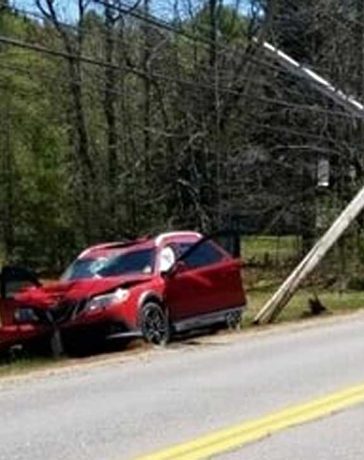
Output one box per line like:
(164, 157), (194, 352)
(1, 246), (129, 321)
(222, 404), (364, 460)
(1, 312), (364, 460)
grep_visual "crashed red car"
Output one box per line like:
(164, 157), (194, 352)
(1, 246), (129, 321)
(0, 231), (246, 350)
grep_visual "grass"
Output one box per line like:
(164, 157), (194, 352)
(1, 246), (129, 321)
(242, 235), (301, 265)
(244, 287), (364, 325)
(241, 234), (364, 324)
(0, 353), (63, 378)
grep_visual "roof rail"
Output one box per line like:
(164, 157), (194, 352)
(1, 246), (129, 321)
(78, 237), (152, 258)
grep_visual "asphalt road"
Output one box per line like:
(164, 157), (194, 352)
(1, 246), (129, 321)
(221, 403), (364, 460)
(1, 312), (364, 460)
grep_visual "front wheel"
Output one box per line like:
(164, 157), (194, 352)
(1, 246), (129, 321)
(140, 302), (171, 346)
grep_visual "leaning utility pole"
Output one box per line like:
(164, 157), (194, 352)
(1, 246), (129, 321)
(255, 186), (364, 323)
(254, 40), (364, 324)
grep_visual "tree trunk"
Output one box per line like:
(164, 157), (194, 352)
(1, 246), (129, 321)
(1, 95), (14, 260)
(104, 0), (118, 236)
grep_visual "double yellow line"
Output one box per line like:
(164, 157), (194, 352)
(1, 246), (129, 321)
(136, 382), (364, 460)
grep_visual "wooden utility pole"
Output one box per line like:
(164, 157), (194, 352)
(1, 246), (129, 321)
(255, 185), (364, 323)
(254, 39), (364, 324)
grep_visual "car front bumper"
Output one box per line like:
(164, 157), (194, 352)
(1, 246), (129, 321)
(0, 324), (50, 350)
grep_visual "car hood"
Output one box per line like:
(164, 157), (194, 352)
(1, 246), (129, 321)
(15, 274), (153, 309)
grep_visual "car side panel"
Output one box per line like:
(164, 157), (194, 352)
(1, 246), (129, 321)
(217, 258), (246, 310)
(164, 258), (245, 322)
(163, 269), (211, 321)
(159, 236), (245, 322)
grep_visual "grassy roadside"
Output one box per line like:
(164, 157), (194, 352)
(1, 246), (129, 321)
(0, 355), (64, 378)
(243, 235), (364, 324)
(2, 287), (364, 377)
(244, 287), (364, 325)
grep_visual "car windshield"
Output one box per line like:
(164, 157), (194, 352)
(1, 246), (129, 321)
(61, 248), (155, 281)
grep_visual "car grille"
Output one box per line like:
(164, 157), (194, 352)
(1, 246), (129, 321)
(33, 308), (51, 324)
(17, 300), (85, 325)
(50, 300), (79, 324)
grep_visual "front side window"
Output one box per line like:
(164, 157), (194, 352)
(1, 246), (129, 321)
(173, 241), (224, 269)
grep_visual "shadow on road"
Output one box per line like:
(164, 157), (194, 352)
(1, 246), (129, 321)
(0, 326), (235, 367)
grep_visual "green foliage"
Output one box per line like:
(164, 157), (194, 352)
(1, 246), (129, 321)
(243, 235), (301, 265)
(0, 10), (72, 269)
(188, 3), (248, 43)
(0, 1), (364, 280)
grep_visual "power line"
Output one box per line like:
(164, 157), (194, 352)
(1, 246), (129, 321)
(7, 1), (361, 130)
(7, 3), (264, 73)
(1, 5), (360, 138)
(90, 0), (364, 118)
(0, 49), (357, 124)
(10, 3), (335, 101)
(0, 33), (237, 91)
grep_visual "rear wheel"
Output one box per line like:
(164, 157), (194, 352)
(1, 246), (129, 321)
(141, 302), (171, 346)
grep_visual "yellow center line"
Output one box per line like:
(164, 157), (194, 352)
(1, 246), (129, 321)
(134, 382), (364, 460)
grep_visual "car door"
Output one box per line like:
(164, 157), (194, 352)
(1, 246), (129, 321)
(0, 266), (41, 326)
(164, 238), (244, 321)
(182, 240), (244, 315)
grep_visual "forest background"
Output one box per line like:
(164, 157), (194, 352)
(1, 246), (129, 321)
(1, 0), (364, 294)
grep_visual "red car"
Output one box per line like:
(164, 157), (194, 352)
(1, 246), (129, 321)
(0, 232), (246, 350)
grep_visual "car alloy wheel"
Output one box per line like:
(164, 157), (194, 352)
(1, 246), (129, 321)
(141, 302), (171, 346)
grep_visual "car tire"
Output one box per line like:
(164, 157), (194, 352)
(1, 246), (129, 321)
(226, 309), (242, 331)
(140, 302), (171, 346)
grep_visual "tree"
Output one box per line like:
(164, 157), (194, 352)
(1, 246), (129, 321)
(36, 0), (96, 244)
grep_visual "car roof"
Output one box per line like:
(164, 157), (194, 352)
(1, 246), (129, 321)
(77, 231), (202, 259)
(78, 239), (151, 259)
(154, 231), (202, 245)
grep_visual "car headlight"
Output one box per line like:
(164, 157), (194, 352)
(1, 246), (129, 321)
(14, 308), (39, 324)
(85, 288), (130, 312)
